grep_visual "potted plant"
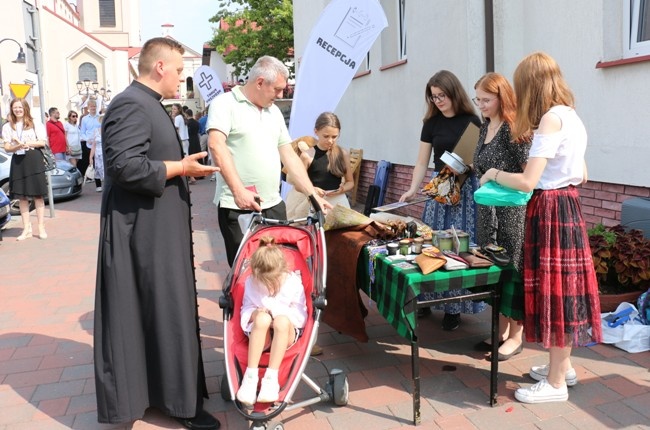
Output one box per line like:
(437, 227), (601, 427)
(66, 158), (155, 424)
(588, 224), (650, 311)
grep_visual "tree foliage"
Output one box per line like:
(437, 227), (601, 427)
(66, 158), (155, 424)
(209, 0), (294, 80)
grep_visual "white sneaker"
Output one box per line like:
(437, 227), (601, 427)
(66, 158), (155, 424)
(515, 378), (568, 403)
(256, 376), (280, 403)
(96, 187), (102, 192)
(236, 373), (259, 407)
(529, 364), (578, 386)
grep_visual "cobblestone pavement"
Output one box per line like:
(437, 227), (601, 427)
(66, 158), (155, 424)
(1, 179), (649, 429)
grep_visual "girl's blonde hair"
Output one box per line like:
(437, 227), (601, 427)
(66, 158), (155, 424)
(314, 112), (347, 178)
(251, 236), (287, 296)
(512, 52), (574, 141)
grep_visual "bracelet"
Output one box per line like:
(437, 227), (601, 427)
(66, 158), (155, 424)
(494, 170), (500, 184)
(180, 160), (186, 177)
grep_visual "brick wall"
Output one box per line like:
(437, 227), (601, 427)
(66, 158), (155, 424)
(578, 181), (650, 227)
(353, 160), (650, 227)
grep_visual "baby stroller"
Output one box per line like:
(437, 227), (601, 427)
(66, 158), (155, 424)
(219, 197), (349, 430)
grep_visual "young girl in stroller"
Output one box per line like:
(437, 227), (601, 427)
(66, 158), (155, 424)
(237, 236), (308, 407)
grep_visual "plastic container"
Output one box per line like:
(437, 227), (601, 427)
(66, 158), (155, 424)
(399, 239), (411, 255)
(412, 237), (424, 254)
(436, 232), (453, 251)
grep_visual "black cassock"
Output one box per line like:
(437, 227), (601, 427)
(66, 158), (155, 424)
(94, 81), (207, 423)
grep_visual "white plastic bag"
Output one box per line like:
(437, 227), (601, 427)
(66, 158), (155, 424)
(598, 302), (650, 353)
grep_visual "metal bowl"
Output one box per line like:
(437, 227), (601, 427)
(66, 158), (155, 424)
(440, 151), (468, 174)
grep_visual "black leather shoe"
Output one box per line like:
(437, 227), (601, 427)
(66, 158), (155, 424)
(417, 307), (432, 318)
(442, 313), (461, 331)
(174, 409), (221, 430)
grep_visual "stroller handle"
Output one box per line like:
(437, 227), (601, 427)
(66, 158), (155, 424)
(308, 194), (325, 225)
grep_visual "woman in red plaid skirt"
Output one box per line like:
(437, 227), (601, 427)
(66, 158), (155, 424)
(480, 52), (601, 404)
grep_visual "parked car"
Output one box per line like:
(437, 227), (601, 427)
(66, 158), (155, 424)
(0, 150), (83, 216)
(0, 187), (11, 235)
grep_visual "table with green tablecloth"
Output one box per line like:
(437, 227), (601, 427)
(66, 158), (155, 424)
(359, 248), (518, 425)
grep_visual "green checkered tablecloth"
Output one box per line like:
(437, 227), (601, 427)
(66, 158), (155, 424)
(359, 251), (520, 340)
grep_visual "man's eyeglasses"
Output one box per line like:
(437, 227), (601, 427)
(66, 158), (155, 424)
(472, 97), (496, 106)
(428, 93), (446, 103)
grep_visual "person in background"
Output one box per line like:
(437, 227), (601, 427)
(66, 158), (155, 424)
(79, 99), (101, 178)
(2, 98), (48, 240)
(286, 112), (354, 219)
(64, 110), (82, 167)
(94, 37), (220, 429)
(186, 108), (201, 184)
(45, 107), (66, 160)
(480, 52), (601, 403)
(198, 108), (208, 137)
(89, 115), (105, 192)
(236, 236), (308, 406)
(399, 70), (485, 331)
(172, 103), (189, 156)
(472, 72), (531, 361)
(207, 55), (331, 267)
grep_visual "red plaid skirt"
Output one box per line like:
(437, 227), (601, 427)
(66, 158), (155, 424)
(523, 186), (602, 347)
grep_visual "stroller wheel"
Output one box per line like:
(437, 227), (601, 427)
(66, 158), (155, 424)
(331, 369), (349, 406)
(266, 421), (284, 430)
(220, 375), (232, 401)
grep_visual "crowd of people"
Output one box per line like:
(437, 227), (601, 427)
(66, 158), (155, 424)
(1, 34), (602, 429)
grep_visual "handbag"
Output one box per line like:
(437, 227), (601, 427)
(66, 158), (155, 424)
(474, 181), (532, 207)
(481, 243), (511, 267)
(421, 166), (467, 206)
(442, 252), (469, 271)
(68, 142), (82, 157)
(415, 246), (446, 274)
(459, 251), (494, 268)
(40, 145), (56, 171)
(85, 165), (95, 182)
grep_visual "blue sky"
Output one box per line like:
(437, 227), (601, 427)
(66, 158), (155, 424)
(139, 0), (218, 53)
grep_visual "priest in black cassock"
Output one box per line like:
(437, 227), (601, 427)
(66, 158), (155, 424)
(93, 37), (220, 430)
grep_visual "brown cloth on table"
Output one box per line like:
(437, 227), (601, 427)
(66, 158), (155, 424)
(323, 222), (387, 342)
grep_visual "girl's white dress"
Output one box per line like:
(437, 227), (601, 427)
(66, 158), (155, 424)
(240, 271), (308, 333)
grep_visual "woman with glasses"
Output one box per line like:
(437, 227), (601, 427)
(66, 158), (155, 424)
(472, 73), (531, 361)
(64, 110), (82, 167)
(480, 52), (601, 403)
(399, 70), (484, 331)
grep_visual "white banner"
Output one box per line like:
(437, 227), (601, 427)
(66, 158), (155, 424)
(288, 0), (387, 138)
(194, 65), (225, 106)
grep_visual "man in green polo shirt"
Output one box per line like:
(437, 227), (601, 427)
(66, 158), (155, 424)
(207, 55), (331, 266)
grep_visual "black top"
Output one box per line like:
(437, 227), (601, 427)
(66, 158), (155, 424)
(420, 113), (481, 171)
(307, 146), (341, 191)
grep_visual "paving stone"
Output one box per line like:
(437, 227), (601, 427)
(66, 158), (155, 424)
(31, 380), (86, 402)
(1, 179), (649, 430)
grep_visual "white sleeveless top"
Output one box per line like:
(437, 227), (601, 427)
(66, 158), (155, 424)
(528, 105), (587, 190)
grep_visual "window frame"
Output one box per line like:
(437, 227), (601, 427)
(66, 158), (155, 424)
(625, 0), (650, 57)
(99, 0), (116, 28)
(398, 0), (406, 60)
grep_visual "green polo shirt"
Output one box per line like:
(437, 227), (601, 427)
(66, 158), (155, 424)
(207, 86), (291, 209)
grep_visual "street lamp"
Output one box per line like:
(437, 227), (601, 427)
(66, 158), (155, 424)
(0, 38), (27, 120)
